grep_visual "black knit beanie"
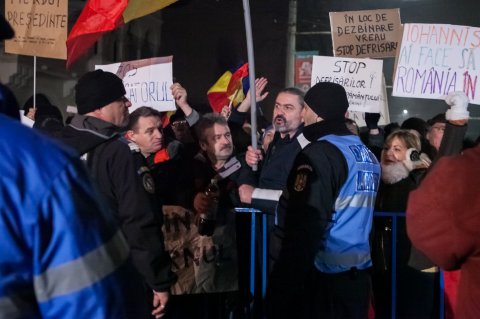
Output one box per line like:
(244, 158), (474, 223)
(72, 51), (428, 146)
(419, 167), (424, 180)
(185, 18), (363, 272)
(427, 113), (446, 127)
(75, 70), (126, 115)
(304, 82), (349, 121)
(401, 117), (428, 138)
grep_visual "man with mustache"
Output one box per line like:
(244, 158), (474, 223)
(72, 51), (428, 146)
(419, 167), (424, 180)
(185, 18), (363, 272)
(239, 87), (305, 214)
(237, 88), (305, 282)
(268, 82), (380, 319)
(190, 113), (256, 318)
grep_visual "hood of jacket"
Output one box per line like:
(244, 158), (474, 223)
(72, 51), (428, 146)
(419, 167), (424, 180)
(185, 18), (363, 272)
(58, 115), (120, 156)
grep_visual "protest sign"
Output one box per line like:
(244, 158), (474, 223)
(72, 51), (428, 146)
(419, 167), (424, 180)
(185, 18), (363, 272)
(330, 8), (401, 59)
(96, 56), (176, 112)
(347, 75), (390, 127)
(311, 55), (384, 112)
(5, 0), (67, 59)
(19, 111), (34, 127)
(162, 205), (238, 295)
(393, 23), (480, 105)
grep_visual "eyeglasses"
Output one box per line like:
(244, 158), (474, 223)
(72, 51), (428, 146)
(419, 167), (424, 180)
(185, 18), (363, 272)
(171, 120), (188, 127)
(431, 125), (445, 132)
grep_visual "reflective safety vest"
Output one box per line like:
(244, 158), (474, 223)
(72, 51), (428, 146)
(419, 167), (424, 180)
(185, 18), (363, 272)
(314, 134), (380, 273)
(0, 115), (145, 319)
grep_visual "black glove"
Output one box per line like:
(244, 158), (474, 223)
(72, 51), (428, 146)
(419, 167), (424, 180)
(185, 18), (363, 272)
(365, 112), (381, 130)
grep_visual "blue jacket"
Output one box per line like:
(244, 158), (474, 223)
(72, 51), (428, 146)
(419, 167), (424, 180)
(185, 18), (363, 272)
(251, 128), (304, 213)
(0, 115), (145, 318)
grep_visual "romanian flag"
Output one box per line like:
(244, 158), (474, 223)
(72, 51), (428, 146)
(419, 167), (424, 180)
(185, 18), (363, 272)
(66, 0), (177, 68)
(207, 63), (249, 113)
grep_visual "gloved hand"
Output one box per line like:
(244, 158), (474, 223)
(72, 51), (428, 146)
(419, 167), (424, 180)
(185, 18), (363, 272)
(365, 112), (381, 130)
(403, 148), (431, 171)
(445, 91), (469, 121)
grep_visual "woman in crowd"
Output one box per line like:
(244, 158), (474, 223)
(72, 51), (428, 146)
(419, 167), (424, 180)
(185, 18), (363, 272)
(372, 129), (438, 319)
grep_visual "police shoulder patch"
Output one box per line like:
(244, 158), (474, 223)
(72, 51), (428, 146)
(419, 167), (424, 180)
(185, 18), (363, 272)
(142, 172), (155, 194)
(293, 164), (312, 192)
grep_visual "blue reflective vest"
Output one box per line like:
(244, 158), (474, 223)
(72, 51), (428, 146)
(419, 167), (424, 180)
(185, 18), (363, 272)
(314, 134), (380, 273)
(0, 115), (145, 318)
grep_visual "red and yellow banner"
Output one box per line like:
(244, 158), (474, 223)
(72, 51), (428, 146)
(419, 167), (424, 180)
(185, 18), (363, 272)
(67, 0), (177, 68)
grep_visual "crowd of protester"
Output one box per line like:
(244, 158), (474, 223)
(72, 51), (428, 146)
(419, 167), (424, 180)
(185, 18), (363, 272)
(1, 15), (480, 319)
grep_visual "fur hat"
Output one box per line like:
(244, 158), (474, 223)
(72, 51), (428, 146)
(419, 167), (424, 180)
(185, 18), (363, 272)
(304, 82), (349, 121)
(75, 70), (126, 115)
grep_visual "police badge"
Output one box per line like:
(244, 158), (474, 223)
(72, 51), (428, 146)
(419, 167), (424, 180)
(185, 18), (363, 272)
(293, 164), (312, 192)
(142, 172), (155, 194)
(294, 172), (308, 192)
(138, 166), (155, 194)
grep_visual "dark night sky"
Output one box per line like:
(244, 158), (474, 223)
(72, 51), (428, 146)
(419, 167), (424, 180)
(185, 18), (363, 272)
(158, 0), (289, 117)
(157, 0), (480, 135)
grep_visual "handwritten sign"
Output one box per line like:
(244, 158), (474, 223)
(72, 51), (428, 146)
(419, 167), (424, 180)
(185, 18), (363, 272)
(162, 205), (238, 294)
(393, 23), (480, 105)
(347, 75), (390, 127)
(96, 56), (176, 112)
(19, 111), (34, 127)
(330, 8), (402, 59)
(311, 55), (384, 112)
(5, 0), (67, 59)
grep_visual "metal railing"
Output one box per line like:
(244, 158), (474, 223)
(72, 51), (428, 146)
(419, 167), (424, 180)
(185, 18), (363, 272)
(374, 211), (444, 319)
(236, 208), (446, 319)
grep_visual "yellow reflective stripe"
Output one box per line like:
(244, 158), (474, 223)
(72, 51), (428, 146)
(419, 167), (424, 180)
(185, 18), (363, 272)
(34, 230), (129, 302)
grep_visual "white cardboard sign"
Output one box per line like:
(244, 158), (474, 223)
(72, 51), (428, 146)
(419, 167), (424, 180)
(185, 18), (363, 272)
(311, 55), (384, 112)
(96, 56), (176, 112)
(393, 23), (480, 105)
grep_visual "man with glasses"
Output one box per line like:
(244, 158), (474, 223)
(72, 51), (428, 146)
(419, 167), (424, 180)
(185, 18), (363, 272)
(426, 113), (447, 151)
(427, 91), (470, 157)
(57, 70), (176, 319)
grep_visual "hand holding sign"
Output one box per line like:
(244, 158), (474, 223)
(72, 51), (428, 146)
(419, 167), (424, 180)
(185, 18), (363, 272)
(171, 83), (188, 109)
(97, 56), (176, 112)
(445, 91), (470, 125)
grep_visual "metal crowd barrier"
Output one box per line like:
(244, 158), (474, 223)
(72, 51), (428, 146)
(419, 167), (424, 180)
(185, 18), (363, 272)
(235, 209), (445, 319)
(372, 212), (444, 319)
(234, 207), (268, 299)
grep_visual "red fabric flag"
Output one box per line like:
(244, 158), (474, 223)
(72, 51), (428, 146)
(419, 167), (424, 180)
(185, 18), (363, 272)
(226, 63), (249, 98)
(66, 0), (177, 69)
(66, 0), (127, 69)
(207, 71), (233, 113)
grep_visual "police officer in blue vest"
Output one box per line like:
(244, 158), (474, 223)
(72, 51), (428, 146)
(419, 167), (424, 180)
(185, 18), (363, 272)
(267, 82), (380, 319)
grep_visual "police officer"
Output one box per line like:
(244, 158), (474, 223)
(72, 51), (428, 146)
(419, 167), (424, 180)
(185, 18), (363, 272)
(0, 113), (148, 318)
(57, 70), (176, 319)
(267, 82), (380, 319)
